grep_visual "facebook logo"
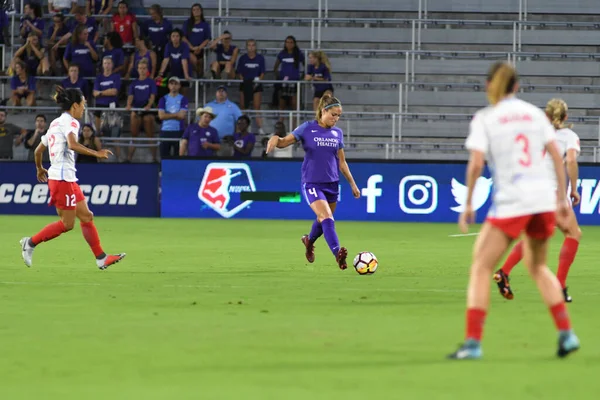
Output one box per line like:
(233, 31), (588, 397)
(361, 174), (383, 213)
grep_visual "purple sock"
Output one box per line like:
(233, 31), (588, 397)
(321, 218), (340, 256)
(309, 220), (323, 242)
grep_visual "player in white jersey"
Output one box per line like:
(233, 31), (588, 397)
(448, 62), (580, 360)
(19, 87), (126, 270)
(495, 98), (581, 302)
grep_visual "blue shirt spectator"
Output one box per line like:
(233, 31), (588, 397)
(158, 78), (189, 132)
(204, 86), (242, 139)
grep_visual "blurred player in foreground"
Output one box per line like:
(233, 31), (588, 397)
(20, 87), (126, 270)
(494, 98), (581, 303)
(448, 62), (580, 360)
(265, 94), (360, 270)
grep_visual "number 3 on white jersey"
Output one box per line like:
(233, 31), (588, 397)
(515, 133), (532, 167)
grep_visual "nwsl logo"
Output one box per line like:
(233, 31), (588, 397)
(197, 163), (256, 218)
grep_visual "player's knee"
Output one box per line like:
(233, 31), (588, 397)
(79, 210), (94, 224)
(571, 227), (582, 242)
(317, 213), (333, 223)
(62, 219), (75, 231)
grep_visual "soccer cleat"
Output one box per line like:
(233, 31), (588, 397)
(336, 247), (348, 270)
(447, 339), (483, 360)
(97, 253), (126, 270)
(19, 237), (34, 268)
(557, 331), (580, 358)
(563, 287), (573, 303)
(493, 269), (514, 300)
(301, 235), (315, 263)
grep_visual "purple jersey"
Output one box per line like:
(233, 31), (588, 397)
(307, 63), (332, 93)
(215, 44), (236, 63)
(68, 17), (98, 40)
(292, 120), (344, 183)
(164, 42), (190, 79)
(129, 77), (157, 108)
(183, 124), (220, 157)
(277, 50), (305, 81)
(130, 50), (153, 79)
(102, 48), (125, 70)
(64, 41), (97, 77)
(20, 17), (44, 40)
(46, 23), (70, 42)
(142, 18), (172, 50)
(236, 54), (265, 80)
(61, 77), (89, 98)
(183, 20), (211, 47)
(94, 73), (121, 106)
(232, 133), (256, 158)
(11, 75), (36, 93)
(20, 49), (40, 76)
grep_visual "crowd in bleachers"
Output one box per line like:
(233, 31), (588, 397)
(0, 1), (340, 161)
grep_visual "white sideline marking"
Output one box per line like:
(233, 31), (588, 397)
(448, 233), (480, 237)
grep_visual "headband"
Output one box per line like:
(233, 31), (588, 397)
(324, 103), (341, 110)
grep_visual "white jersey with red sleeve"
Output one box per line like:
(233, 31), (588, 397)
(40, 112), (80, 182)
(545, 127), (580, 189)
(465, 97), (557, 219)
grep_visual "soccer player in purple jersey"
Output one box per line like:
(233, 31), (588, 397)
(266, 94), (360, 270)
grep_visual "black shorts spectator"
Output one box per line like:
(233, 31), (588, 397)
(240, 80), (263, 108)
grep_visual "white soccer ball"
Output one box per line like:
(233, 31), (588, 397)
(353, 252), (378, 275)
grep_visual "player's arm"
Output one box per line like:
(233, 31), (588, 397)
(546, 140), (568, 205)
(66, 132), (111, 159)
(179, 139), (188, 156)
(565, 148), (579, 205)
(338, 148), (360, 197)
(34, 141), (48, 182)
(266, 133), (295, 153)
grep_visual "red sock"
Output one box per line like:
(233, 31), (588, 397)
(501, 241), (524, 275)
(31, 221), (67, 245)
(557, 238), (579, 289)
(465, 308), (487, 341)
(81, 221), (104, 258)
(550, 303), (571, 331)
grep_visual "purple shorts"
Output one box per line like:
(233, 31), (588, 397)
(302, 182), (339, 205)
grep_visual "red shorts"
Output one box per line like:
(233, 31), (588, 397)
(487, 212), (556, 240)
(48, 180), (85, 210)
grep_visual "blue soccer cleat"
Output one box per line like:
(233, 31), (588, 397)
(447, 339), (483, 360)
(557, 331), (580, 358)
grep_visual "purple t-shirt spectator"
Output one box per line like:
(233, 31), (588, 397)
(11, 75), (36, 95)
(94, 73), (121, 106)
(20, 17), (44, 40)
(20, 50), (40, 76)
(142, 18), (173, 50)
(164, 42), (190, 79)
(131, 50), (153, 79)
(102, 48), (125, 70)
(61, 77), (89, 98)
(64, 41), (97, 77)
(158, 94), (189, 131)
(216, 44), (236, 63)
(183, 21), (211, 47)
(0, 10), (8, 44)
(68, 17), (98, 40)
(236, 54), (265, 80)
(46, 23), (70, 42)
(292, 120), (344, 184)
(277, 50), (305, 81)
(183, 124), (220, 156)
(129, 78), (157, 108)
(232, 133), (256, 159)
(307, 63), (333, 93)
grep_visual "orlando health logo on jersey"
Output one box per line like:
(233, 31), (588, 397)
(197, 163), (256, 218)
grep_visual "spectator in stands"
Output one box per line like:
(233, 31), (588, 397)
(47, 14), (70, 74)
(111, 1), (138, 49)
(77, 123), (103, 163)
(232, 115), (255, 159)
(63, 24), (99, 78)
(61, 64), (90, 99)
(209, 31), (238, 80)
(126, 59), (157, 162)
(0, 110), (27, 160)
(183, 3), (211, 78)
(267, 120), (293, 158)
(20, 3), (44, 43)
(157, 29), (192, 83)
(237, 39), (266, 134)
(0, 9), (9, 66)
(158, 76), (188, 158)
(93, 57), (121, 132)
(204, 85), (242, 140)
(87, 0), (114, 19)
(12, 32), (50, 76)
(55, 7), (100, 48)
(143, 4), (172, 67)
(126, 36), (157, 79)
(10, 61), (36, 107)
(23, 114), (48, 161)
(180, 107), (220, 157)
(274, 35), (304, 123)
(48, 0), (76, 14)
(102, 32), (126, 75)
(305, 50), (334, 111)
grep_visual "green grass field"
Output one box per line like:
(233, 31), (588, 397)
(1, 215), (600, 399)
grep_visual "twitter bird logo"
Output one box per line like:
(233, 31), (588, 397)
(450, 177), (493, 212)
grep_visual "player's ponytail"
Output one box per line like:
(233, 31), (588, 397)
(545, 98), (573, 130)
(316, 93), (342, 121)
(53, 86), (84, 111)
(486, 61), (518, 106)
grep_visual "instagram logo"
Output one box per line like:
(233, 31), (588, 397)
(399, 175), (438, 214)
